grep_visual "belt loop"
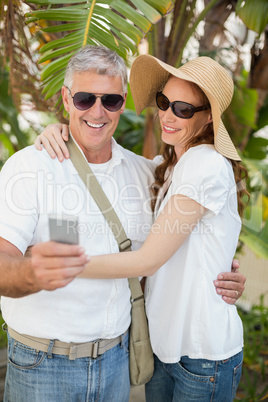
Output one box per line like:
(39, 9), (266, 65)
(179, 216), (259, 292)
(69, 346), (77, 361)
(92, 341), (99, 359)
(47, 340), (54, 359)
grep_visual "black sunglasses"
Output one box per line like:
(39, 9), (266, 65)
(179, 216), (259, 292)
(66, 87), (124, 112)
(156, 92), (210, 119)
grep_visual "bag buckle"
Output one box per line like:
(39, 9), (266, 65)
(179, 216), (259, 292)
(130, 295), (144, 304)
(119, 239), (132, 252)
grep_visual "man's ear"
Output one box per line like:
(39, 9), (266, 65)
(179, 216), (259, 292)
(62, 86), (70, 113)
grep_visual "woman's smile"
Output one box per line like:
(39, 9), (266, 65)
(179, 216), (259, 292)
(162, 124), (181, 134)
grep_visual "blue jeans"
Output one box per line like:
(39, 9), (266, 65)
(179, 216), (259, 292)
(4, 332), (130, 402)
(145, 351), (243, 402)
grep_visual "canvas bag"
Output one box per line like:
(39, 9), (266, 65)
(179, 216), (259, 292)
(67, 136), (154, 386)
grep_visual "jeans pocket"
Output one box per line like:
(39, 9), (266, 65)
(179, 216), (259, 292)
(232, 355), (243, 399)
(175, 360), (216, 400)
(8, 337), (46, 370)
(178, 356), (215, 381)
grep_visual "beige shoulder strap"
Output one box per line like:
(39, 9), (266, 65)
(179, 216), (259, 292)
(67, 136), (143, 301)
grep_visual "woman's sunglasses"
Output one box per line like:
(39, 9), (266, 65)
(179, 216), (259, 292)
(156, 92), (210, 119)
(66, 87), (124, 112)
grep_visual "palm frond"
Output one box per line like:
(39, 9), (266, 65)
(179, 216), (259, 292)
(0, 0), (58, 116)
(25, 0), (173, 102)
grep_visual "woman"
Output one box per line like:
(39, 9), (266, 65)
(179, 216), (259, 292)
(36, 55), (247, 401)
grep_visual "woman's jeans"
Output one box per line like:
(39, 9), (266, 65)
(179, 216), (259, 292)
(146, 351), (243, 402)
(4, 332), (130, 402)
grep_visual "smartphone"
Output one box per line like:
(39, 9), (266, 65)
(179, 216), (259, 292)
(49, 216), (79, 245)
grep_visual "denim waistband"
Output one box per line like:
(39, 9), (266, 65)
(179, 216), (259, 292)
(8, 326), (128, 360)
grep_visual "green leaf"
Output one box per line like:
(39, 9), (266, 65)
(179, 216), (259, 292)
(243, 192), (263, 233)
(240, 225), (268, 260)
(111, 28), (137, 54)
(114, 108), (145, 154)
(29, 0), (100, 3)
(231, 82), (258, 129)
(39, 44), (81, 63)
(24, 0), (51, 4)
(259, 219), (268, 243)
(145, 0), (174, 15)
(244, 136), (268, 160)
(243, 158), (268, 189)
(129, 0), (162, 24)
(40, 31), (85, 53)
(110, 0), (151, 33)
(41, 54), (73, 80)
(0, 70), (29, 150)
(125, 83), (136, 111)
(257, 94), (268, 131)
(55, 94), (63, 109)
(86, 22), (127, 57)
(42, 71), (65, 99)
(26, 8), (89, 22)
(0, 133), (16, 156)
(42, 22), (86, 33)
(236, 0), (268, 35)
(104, 9), (144, 42)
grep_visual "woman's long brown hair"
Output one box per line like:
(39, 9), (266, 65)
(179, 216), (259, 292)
(151, 82), (249, 216)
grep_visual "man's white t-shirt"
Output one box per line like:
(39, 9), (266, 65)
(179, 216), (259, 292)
(0, 138), (155, 343)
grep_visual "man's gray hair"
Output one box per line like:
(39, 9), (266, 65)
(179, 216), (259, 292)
(64, 46), (128, 93)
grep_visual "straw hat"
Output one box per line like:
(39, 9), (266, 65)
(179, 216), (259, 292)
(129, 55), (241, 161)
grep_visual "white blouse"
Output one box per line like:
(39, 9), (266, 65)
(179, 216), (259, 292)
(146, 144), (243, 363)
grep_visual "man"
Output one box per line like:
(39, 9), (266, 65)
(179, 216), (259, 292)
(0, 46), (245, 402)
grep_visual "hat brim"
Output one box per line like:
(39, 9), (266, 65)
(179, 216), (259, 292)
(216, 119), (241, 161)
(130, 55), (241, 161)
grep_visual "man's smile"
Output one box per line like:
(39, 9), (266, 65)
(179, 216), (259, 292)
(85, 120), (106, 129)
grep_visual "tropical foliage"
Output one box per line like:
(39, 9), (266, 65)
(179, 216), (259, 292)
(0, 68), (29, 163)
(236, 296), (268, 401)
